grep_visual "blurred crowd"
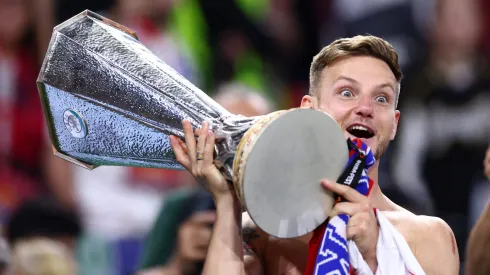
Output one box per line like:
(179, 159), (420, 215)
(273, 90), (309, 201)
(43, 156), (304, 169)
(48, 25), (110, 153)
(0, 0), (489, 274)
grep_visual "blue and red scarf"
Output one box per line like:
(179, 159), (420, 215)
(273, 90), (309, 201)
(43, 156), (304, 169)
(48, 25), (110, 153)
(304, 138), (375, 275)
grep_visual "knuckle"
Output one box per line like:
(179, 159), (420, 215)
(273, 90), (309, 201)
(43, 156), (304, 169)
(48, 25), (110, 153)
(337, 186), (348, 197)
(358, 222), (368, 232)
(202, 166), (214, 176)
(192, 168), (200, 177)
(357, 212), (369, 222)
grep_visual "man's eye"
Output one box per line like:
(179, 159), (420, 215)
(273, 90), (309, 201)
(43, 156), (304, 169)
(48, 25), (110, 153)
(376, 96), (388, 103)
(340, 90), (353, 97)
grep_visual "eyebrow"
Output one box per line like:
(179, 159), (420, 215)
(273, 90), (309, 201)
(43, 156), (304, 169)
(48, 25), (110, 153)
(334, 76), (359, 85)
(334, 75), (396, 94)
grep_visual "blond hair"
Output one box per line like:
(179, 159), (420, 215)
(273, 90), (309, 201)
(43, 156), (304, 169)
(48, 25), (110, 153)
(10, 238), (76, 275)
(309, 35), (403, 106)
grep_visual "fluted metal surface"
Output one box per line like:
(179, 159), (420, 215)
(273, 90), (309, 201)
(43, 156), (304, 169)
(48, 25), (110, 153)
(37, 10), (259, 179)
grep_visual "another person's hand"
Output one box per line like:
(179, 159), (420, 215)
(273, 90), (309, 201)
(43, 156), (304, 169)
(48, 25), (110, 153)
(322, 180), (379, 272)
(169, 120), (232, 199)
(484, 146), (490, 180)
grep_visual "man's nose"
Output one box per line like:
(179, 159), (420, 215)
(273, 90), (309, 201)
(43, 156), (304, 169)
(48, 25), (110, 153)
(354, 96), (374, 118)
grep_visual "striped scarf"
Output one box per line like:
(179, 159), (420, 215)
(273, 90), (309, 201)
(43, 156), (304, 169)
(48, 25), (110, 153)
(304, 138), (375, 275)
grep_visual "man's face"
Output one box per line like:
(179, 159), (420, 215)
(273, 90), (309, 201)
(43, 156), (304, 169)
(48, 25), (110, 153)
(301, 56), (400, 160)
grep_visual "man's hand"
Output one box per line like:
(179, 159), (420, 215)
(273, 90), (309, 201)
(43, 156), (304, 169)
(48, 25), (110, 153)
(322, 180), (379, 272)
(484, 146), (490, 180)
(170, 120), (233, 200)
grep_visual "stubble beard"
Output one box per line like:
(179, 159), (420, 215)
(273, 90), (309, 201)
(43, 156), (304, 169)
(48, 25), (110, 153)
(374, 137), (390, 160)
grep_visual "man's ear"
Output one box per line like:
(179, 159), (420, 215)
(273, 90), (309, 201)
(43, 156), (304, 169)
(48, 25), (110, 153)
(301, 95), (318, 109)
(391, 110), (400, 140)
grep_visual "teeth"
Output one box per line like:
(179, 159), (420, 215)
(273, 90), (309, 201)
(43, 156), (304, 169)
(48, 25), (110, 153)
(351, 125), (368, 132)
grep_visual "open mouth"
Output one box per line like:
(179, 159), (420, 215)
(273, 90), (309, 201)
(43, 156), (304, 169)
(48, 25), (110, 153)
(346, 124), (375, 139)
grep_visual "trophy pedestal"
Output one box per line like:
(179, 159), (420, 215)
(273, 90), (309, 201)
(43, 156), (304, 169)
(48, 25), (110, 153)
(234, 109), (348, 238)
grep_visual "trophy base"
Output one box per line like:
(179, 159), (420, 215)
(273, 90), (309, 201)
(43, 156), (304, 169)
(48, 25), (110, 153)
(233, 108), (348, 238)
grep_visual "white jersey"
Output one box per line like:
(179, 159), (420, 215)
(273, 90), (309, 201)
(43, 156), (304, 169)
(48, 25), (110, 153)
(349, 209), (425, 275)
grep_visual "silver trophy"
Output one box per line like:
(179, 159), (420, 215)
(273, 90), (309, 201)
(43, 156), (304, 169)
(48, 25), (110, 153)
(38, 10), (348, 238)
(37, 10), (258, 180)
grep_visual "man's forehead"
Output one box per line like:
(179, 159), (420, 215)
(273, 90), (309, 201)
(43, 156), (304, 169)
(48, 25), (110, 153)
(322, 56), (397, 88)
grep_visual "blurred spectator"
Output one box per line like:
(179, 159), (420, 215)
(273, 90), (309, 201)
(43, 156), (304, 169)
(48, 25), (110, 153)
(9, 238), (76, 275)
(479, 0), (490, 57)
(4, 198), (80, 274)
(195, 0), (321, 107)
(392, 0), (490, 268)
(108, 0), (200, 85)
(56, 0), (112, 23)
(196, 0), (274, 93)
(137, 83), (273, 275)
(0, 0), (76, 226)
(319, 0), (432, 78)
(5, 198), (81, 252)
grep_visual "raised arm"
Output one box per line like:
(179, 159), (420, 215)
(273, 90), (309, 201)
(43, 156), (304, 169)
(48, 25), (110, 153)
(169, 120), (265, 275)
(202, 196), (265, 275)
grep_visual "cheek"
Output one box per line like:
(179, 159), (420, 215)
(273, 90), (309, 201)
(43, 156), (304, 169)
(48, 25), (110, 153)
(378, 116), (396, 139)
(319, 101), (351, 124)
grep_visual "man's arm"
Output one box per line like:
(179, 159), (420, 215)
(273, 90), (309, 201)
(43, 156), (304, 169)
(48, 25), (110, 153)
(170, 121), (265, 275)
(466, 202), (490, 275)
(414, 217), (460, 275)
(202, 196), (265, 275)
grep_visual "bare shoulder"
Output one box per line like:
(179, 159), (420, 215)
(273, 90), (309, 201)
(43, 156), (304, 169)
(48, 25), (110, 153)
(382, 210), (460, 275)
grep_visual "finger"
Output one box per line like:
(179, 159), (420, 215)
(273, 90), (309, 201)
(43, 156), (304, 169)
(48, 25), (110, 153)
(183, 119), (197, 168)
(330, 202), (370, 217)
(346, 222), (363, 240)
(322, 180), (367, 203)
(196, 121), (209, 160)
(177, 138), (189, 154)
(196, 121), (209, 173)
(189, 211), (217, 225)
(347, 211), (373, 228)
(203, 130), (216, 168)
(169, 135), (191, 170)
(346, 212), (375, 240)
